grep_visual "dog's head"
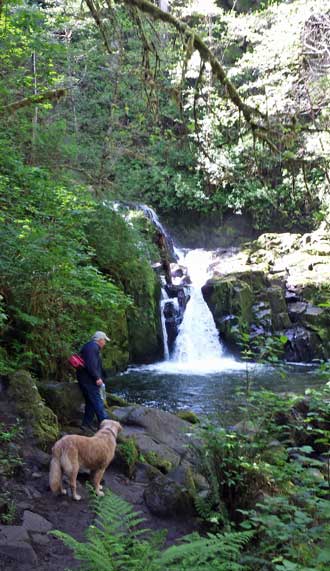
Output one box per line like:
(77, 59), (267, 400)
(100, 419), (122, 436)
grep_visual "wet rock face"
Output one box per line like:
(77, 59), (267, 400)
(162, 279), (190, 356)
(203, 224), (330, 362)
(284, 326), (320, 362)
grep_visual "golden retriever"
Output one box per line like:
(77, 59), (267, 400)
(49, 419), (122, 501)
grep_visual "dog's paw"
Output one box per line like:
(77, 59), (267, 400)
(96, 490), (105, 497)
(99, 484), (103, 490)
(61, 489), (67, 495)
(73, 494), (82, 501)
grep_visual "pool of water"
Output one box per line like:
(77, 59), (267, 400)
(108, 358), (327, 421)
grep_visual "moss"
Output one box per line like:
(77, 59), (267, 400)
(8, 370), (59, 450)
(266, 284), (291, 330)
(103, 310), (130, 373)
(105, 393), (129, 407)
(127, 271), (162, 362)
(205, 276), (253, 348)
(144, 451), (173, 474)
(115, 436), (139, 478)
(176, 410), (200, 424)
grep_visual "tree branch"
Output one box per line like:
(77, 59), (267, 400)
(86, 0), (285, 151)
(117, 0), (264, 125)
(0, 88), (67, 115)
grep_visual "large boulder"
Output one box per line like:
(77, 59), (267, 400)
(111, 405), (206, 517)
(204, 225), (330, 362)
(8, 371), (59, 450)
(37, 381), (83, 424)
(143, 474), (194, 517)
(112, 406), (194, 459)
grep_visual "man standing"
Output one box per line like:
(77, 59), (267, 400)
(77, 331), (110, 432)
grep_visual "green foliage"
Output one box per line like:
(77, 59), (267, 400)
(115, 436), (139, 478)
(192, 422), (275, 523)
(0, 491), (17, 525)
(9, 370), (59, 449)
(0, 138), (158, 377)
(1, 0), (329, 232)
(0, 419), (23, 478)
(53, 488), (252, 571)
(193, 384), (330, 570)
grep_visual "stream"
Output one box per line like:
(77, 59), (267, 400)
(109, 362), (324, 421)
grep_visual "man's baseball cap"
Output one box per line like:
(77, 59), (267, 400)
(92, 331), (110, 342)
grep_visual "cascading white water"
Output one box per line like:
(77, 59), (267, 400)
(135, 246), (245, 374)
(172, 249), (223, 364)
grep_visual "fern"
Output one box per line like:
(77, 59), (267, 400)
(52, 490), (252, 571)
(52, 490), (162, 571)
(158, 531), (253, 571)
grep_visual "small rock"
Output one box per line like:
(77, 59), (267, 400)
(0, 525), (37, 564)
(31, 532), (50, 546)
(30, 448), (51, 469)
(22, 511), (53, 533)
(306, 468), (324, 481)
(17, 501), (33, 510)
(0, 525), (30, 543)
(0, 541), (37, 564)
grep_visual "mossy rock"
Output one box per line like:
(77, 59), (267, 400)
(127, 274), (163, 362)
(105, 393), (128, 408)
(143, 451), (173, 474)
(115, 436), (139, 478)
(203, 276), (253, 349)
(8, 370), (59, 450)
(143, 473), (195, 517)
(176, 410), (200, 424)
(204, 276), (253, 325)
(38, 381), (83, 423)
(102, 310), (130, 373)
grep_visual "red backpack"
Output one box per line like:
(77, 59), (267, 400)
(68, 353), (85, 369)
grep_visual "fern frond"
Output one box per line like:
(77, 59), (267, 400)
(52, 490), (161, 571)
(158, 530), (253, 571)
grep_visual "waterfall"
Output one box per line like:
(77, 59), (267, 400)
(106, 200), (176, 261)
(138, 204), (176, 259)
(172, 249), (223, 364)
(106, 200), (242, 373)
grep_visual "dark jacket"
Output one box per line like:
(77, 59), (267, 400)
(76, 340), (105, 386)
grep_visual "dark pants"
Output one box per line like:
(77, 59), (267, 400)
(78, 382), (109, 427)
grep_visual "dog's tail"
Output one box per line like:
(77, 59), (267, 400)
(49, 445), (63, 494)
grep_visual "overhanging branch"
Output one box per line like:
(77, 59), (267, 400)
(0, 88), (67, 115)
(117, 0), (265, 124)
(86, 0), (285, 151)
